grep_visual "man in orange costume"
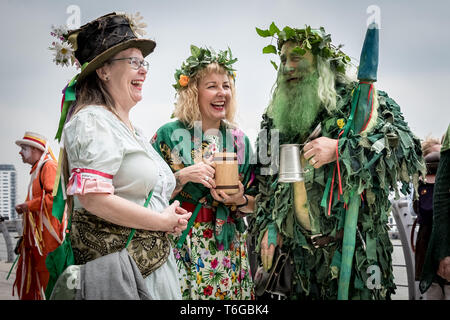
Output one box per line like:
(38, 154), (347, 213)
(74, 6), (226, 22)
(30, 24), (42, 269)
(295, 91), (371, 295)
(14, 132), (63, 299)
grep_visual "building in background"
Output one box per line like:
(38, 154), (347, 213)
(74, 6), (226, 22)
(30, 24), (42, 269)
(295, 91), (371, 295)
(0, 164), (17, 220)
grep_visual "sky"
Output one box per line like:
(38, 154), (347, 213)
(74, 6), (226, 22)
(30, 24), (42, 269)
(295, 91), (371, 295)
(0, 0), (449, 209)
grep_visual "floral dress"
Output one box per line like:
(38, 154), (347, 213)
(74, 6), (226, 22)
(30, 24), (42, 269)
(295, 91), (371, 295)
(151, 120), (256, 300)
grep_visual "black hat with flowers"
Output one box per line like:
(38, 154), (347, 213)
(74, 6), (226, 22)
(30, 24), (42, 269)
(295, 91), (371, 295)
(50, 12), (155, 82)
(51, 12), (155, 141)
(69, 12), (155, 81)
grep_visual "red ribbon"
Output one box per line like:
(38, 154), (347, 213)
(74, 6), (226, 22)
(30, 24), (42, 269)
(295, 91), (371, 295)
(328, 130), (345, 216)
(359, 82), (375, 133)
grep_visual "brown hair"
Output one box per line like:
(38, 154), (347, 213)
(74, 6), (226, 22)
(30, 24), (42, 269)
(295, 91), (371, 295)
(72, 71), (117, 116)
(173, 62), (237, 129)
(62, 71), (118, 215)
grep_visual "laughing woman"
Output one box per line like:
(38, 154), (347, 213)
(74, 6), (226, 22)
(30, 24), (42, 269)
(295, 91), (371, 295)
(49, 13), (191, 299)
(151, 46), (257, 300)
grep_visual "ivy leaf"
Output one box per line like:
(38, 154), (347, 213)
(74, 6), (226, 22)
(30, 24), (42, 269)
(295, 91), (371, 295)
(304, 25), (310, 38)
(190, 45), (201, 58)
(227, 47), (233, 59)
(283, 26), (295, 40)
(304, 39), (312, 50)
(306, 25), (312, 35)
(336, 64), (346, 74)
(225, 58), (238, 65)
(322, 47), (332, 58)
(186, 56), (197, 63)
(269, 22), (280, 36)
(262, 44), (277, 54)
(292, 46), (306, 56)
(174, 70), (181, 81)
(270, 60), (278, 70)
(256, 27), (271, 37)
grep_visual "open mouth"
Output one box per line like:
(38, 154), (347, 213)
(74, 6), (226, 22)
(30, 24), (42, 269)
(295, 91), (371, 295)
(287, 76), (301, 83)
(211, 101), (225, 111)
(131, 80), (144, 90)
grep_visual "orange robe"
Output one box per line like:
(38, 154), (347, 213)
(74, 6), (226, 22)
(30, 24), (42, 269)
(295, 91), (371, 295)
(13, 157), (63, 300)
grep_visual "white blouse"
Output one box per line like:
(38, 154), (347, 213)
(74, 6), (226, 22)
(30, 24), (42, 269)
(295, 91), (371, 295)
(63, 105), (175, 212)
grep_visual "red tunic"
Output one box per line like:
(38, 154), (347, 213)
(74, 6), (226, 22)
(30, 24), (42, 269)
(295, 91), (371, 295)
(13, 156), (63, 300)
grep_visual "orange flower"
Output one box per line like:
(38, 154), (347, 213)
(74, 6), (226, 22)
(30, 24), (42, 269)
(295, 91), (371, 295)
(179, 75), (189, 87)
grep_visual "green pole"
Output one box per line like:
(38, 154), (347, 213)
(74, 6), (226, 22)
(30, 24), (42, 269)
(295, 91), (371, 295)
(337, 192), (361, 300)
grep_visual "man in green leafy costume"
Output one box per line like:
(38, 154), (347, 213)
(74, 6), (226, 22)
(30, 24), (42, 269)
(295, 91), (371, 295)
(251, 23), (425, 300)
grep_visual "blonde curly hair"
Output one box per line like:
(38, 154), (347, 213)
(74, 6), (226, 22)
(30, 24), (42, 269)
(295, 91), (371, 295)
(173, 62), (237, 129)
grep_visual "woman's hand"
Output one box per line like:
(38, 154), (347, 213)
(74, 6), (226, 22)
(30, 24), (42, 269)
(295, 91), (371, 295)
(175, 158), (216, 189)
(161, 200), (192, 234)
(210, 181), (246, 206)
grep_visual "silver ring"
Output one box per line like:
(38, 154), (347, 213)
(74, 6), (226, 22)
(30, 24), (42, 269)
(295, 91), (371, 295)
(204, 176), (209, 182)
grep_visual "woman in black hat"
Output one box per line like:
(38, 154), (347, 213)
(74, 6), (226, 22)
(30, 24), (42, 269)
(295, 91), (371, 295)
(50, 12), (191, 299)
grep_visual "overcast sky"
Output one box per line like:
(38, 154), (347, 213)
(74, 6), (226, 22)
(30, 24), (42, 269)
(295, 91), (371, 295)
(1, 0), (449, 206)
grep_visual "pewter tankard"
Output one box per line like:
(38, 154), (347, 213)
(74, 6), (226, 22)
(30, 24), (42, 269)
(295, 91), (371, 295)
(278, 124), (322, 183)
(278, 144), (303, 183)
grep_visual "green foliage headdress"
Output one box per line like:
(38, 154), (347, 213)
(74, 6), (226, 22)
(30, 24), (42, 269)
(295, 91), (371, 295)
(256, 22), (351, 74)
(173, 45), (237, 90)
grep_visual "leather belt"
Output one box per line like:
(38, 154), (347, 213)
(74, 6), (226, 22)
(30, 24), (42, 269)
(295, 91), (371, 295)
(307, 229), (344, 248)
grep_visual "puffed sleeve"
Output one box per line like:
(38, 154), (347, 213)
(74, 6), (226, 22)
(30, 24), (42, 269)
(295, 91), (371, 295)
(63, 108), (124, 195)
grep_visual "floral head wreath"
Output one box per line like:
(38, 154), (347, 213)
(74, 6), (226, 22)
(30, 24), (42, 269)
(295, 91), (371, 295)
(256, 22), (351, 74)
(173, 45), (237, 90)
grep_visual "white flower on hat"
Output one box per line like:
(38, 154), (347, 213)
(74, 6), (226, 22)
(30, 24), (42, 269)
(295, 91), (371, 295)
(50, 24), (69, 40)
(50, 41), (75, 67)
(125, 12), (147, 37)
(49, 24), (77, 67)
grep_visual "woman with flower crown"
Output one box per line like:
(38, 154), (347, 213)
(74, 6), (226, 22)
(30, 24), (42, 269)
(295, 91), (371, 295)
(151, 45), (257, 300)
(45, 12), (191, 300)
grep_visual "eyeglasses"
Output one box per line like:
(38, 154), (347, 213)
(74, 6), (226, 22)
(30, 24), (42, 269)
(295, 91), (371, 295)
(109, 57), (149, 71)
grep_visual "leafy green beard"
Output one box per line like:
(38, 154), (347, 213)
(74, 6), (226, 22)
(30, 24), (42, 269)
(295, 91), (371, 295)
(269, 71), (322, 142)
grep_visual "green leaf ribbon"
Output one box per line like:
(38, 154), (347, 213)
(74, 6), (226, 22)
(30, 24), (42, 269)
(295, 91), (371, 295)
(54, 62), (89, 142)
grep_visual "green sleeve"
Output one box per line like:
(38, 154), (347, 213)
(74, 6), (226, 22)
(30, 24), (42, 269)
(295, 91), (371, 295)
(441, 124), (450, 152)
(151, 121), (191, 173)
(420, 148), (450, 293)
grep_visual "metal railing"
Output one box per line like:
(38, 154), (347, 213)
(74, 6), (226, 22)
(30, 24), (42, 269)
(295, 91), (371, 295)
(0, 219), (21, 263)
(390, 198), (424, 300)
